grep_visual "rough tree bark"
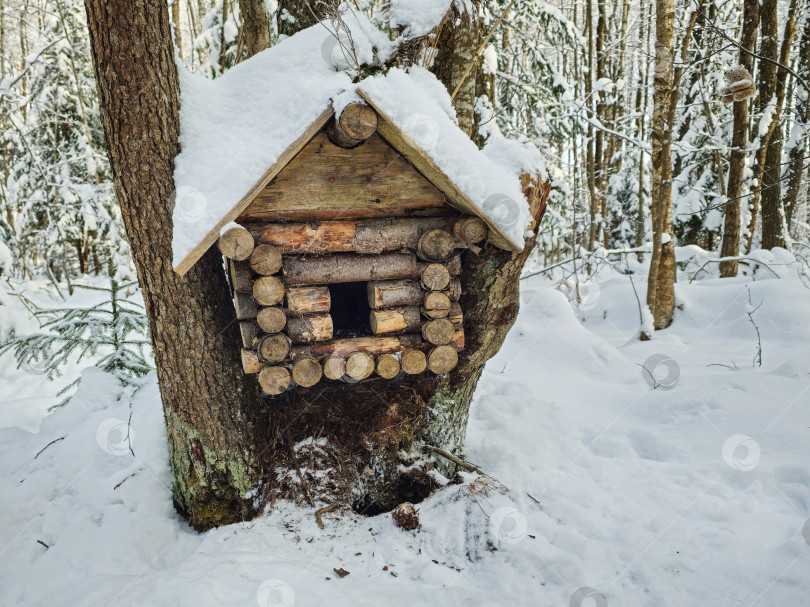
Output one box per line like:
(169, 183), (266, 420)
(783, 7), (810, 228)
(720, 0), (759, 277)
(759, 0), (798, 249)
(238, 0), (273, 56)
(83, 0), (267, 531)
(277, 0), (326, 38)
(644, 0), (676, 335)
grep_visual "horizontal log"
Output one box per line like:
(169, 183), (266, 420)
(367, 278), (459, 309)
(249, 217), (460, 255)
(239, 321), (261, 349)
(420, 263), (450, 291)
(369, 306), (421, 335)
(285, 285), (331, 314)
(218, 225), (254, 260)
(327, 102), (378, 148)
(286, 314), (334, 344)
(283, 252), (419, 286)
(229, 259), (252, 292)
(423, 292), (451, 320)
(234, 291), (258, 320)
(290, 334), (421, 361)
(241, 348), (265, 374)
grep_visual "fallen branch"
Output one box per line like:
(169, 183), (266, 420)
(34, 436), (65, 459)
(689, 257), (781, 283)
(315, 501), (340, 529)
(425, 445), (482, 473)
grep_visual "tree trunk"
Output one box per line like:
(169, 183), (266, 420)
(720, 0), (759, 277)
(83, 0), (266, 530)
(238, 0), (272, 56)
(277, 0), (326, 38)
(759, 0), (798, 249)
(171, 0), (182, 59)
(644, 0), (676, 336)
(783, 8), (810, 229)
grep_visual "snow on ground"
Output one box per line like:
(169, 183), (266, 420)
(2, 253), (810, 606)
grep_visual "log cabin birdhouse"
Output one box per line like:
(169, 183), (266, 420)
(171, 32), (545, 396)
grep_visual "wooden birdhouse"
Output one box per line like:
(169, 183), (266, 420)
(172, 71), (544, 395)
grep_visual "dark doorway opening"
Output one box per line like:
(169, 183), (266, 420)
(329, 282), (371, 338)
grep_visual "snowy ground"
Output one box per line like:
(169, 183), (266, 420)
(2, 250), (810, 606)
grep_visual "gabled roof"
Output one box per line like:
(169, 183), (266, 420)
(172, 20), (545, 276)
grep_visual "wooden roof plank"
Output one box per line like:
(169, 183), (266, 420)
(173, 106), (335, 275)
(356, 89), (522, 253)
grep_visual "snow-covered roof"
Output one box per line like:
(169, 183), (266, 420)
(172, 17), (545, 275)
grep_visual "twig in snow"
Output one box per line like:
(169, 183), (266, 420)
(113, 472), (137, 490)
(745, 285), (763, 368)
(315, 501), (340, 529)
(34, 436), (65, 459)
(36, 540), (49, 549)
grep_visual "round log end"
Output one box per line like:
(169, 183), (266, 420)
(218, 226), (254, 261)
(346, 351), (375, 380)
(428, 345), (458, 375)
(323, 357), (346, 380)
(258, 333), (291, 364)
(376, 353), (401, 379)
(250, 244), (282, 275)
(259, 366), (291, 395)
(340, 103), (378, 140)
(421, 263), (451, 291)
(422, 318), (455, 345)
(256, 306), (287, 333)
(453, 217), (488, 244)
(292, 357), (323, 387)
(418, 229), (455, 262)
(253, 276), (285, 306)
(400, 348), (427, 375)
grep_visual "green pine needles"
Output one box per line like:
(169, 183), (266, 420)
(0, 261), (151, 400)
